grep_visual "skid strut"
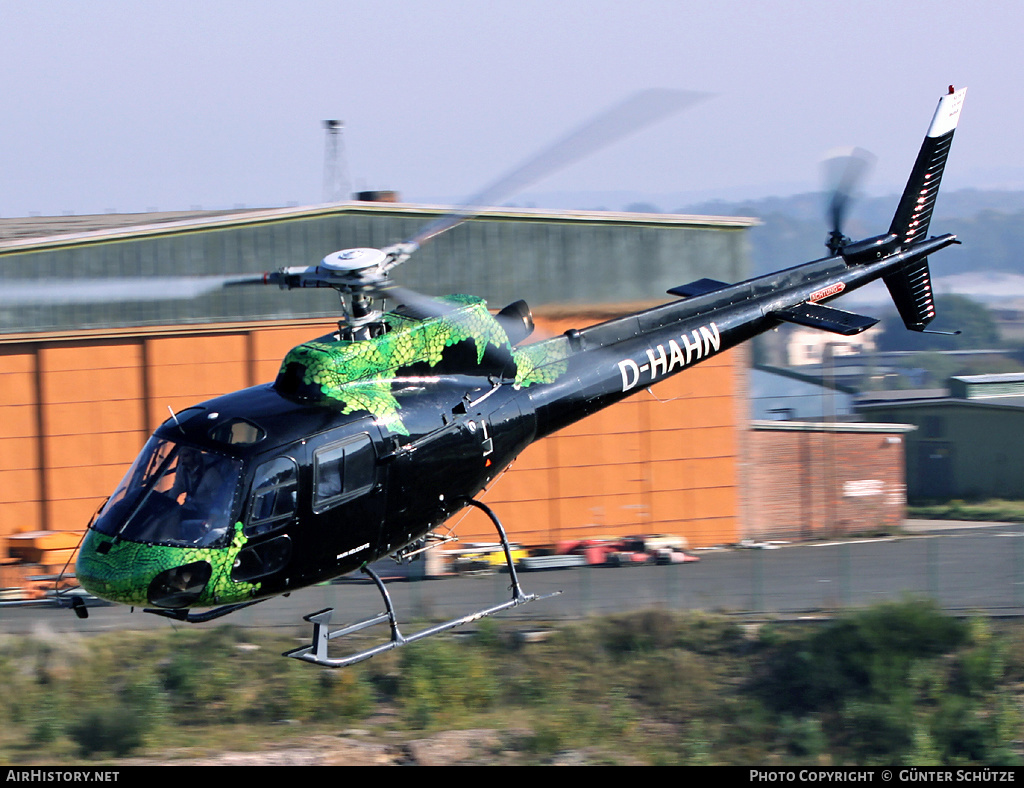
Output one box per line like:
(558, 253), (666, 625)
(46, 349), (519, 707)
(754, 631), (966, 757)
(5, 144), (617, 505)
(284, 498), (559, 668)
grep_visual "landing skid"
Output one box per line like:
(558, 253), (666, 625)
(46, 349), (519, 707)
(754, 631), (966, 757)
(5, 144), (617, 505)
(284, 498), (559, 668)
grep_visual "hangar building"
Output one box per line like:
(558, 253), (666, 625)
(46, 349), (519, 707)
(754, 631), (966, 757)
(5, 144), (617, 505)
(856, 373), (1024, 500)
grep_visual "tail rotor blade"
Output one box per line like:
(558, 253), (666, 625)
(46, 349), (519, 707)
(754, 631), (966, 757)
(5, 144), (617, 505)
(822, 146), (876, 241)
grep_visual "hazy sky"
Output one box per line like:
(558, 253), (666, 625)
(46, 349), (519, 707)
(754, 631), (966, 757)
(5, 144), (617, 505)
(2, 1), (1019, 217)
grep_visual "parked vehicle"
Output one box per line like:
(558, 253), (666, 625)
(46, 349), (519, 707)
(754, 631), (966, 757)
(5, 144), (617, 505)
(556, 534), (700, 567)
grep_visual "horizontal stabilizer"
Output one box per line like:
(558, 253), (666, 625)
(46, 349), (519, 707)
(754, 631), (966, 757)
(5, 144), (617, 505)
(883, 257), (936, 331)
(773, 302), (879, 336)
(667, 278), (729, 298)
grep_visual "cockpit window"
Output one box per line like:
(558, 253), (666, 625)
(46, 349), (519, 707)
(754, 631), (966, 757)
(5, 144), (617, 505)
(92, 437), (242, 548)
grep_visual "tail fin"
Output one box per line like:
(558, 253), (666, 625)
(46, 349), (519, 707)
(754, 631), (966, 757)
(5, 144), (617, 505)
(883, 86), (967, 331)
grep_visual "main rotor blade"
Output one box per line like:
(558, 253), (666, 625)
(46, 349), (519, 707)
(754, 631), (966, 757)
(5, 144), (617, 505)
(401, 88), (709, 252)
(0, 275), (260, 306)
(377, 282), (460, 319)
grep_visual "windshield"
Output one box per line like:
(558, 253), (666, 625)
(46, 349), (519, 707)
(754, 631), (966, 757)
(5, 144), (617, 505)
(92, 436), (242, 548)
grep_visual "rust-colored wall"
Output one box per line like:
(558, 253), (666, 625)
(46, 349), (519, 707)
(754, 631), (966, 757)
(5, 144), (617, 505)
(39, 341), (148, 533)
(0, 347), (42, 536)
(0, 315), (744, 567)
(145, 334), (250, 427)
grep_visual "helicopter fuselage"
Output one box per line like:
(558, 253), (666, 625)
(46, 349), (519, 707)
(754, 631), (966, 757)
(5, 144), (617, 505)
(74, 233), (955, 612)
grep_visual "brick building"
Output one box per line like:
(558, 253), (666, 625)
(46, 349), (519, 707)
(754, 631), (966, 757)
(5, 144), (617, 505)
(747, 421), (914, 541)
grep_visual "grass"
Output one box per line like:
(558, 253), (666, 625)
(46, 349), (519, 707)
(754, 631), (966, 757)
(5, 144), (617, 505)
(909, 499), (1024, 522)
(0, 603), (1021, 765)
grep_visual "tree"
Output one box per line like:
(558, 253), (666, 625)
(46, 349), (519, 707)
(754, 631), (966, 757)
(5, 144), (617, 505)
(876, 294), (1001, 352)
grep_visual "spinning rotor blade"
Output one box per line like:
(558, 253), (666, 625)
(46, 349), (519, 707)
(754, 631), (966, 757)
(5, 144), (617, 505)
(0, 275), (263, 306)
(822, 146), (876, 240)
(397, 88), (709, 257)
(3, 90), (707, 315)
(377, 281), (452, 316)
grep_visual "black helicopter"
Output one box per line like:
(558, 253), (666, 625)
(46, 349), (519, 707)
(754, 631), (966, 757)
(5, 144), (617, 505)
(72, 86), (966, 667)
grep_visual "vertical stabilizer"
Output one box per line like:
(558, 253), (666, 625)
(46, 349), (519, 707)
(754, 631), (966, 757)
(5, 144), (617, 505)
(888, 86), (966, 246)
(884, 86), (966, 331)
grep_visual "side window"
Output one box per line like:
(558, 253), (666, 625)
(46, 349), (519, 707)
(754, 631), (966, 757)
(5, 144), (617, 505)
(246, 456), (299, 537)
(313, 433), (375, 513)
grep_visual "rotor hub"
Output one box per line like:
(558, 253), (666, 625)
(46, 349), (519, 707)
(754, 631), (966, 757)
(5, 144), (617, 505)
(319, 248), (388, 274)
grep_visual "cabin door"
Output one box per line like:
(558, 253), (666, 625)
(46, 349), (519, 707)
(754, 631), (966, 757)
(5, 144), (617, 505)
(305, 419), (388, 567)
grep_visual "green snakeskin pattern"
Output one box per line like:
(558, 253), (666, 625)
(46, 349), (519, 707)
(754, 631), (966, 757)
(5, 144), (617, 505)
(76, 522), (259, 606)
(512, 336), (572, 388)
(279, 295), (514, 435)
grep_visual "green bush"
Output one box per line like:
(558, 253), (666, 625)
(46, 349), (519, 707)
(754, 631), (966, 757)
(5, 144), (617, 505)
(758, 599), (968, 715)
(67, 702), (148, 759)
(394, 636), (499, 729)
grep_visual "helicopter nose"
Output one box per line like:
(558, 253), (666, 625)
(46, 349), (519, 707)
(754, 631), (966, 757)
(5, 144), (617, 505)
(76, 530), (148, 605)
(76, 530), (212, 608)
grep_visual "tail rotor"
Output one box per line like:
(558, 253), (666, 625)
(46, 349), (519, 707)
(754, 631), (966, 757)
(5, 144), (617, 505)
(823, 147), (876, 256)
